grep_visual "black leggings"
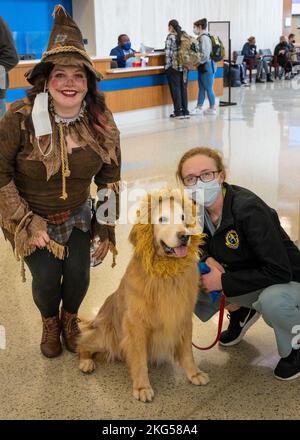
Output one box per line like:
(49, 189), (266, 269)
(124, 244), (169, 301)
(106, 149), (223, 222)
(166, 67), (189, 116)
(24, 228), (90, 318)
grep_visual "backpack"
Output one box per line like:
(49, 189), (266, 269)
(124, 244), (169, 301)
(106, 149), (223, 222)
(174, 32), (202, 70)
(201, 33), (225, 62)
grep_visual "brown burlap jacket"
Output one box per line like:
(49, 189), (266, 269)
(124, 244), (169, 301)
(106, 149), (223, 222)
(0, 98), (121, 261)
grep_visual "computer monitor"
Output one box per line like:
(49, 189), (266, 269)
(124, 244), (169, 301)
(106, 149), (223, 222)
(140, 43), (154, 53)
(235, 55), (244, 65)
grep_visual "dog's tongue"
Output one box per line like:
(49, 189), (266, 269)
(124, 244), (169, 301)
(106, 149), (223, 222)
(174, 245), (188, 258)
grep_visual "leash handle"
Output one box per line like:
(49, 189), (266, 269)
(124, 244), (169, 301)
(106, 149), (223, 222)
(192, 261), (226, 350)
(199, 262), (220, 303)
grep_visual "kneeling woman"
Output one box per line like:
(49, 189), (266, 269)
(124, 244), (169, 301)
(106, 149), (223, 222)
(177, 147), (300, 381)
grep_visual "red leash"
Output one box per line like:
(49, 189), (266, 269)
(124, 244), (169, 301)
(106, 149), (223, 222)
(192, 293), (226, 350)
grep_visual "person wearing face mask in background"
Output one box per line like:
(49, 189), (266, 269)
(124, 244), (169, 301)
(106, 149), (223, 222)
(190, 18), (217, 116)
(242, 36), (273, 83)
(176, 147), (300, 381)
(274, 36), (294, 80)
(288, 33), (300, 73)
(110, 34), (136, 68)
(288, 33), (296, 52)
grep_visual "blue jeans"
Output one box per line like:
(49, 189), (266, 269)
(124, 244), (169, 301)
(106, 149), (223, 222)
(253, 283), (300, 357)
(0, 98), (6, 118)
(197, 61), (217, 107)
(195, 282), (300, 358)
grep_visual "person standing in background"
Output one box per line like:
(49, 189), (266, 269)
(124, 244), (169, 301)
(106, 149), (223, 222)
(190, 18), (217, 116)
(110, 34), (136, 68)
(165, 19), (190, 119)
(0, 16), (19, 118)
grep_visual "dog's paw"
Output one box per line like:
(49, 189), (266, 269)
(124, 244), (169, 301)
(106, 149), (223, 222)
(133, 386), (154, 403)
(189, 370), (210, 386)
(79, 358), (96, 374)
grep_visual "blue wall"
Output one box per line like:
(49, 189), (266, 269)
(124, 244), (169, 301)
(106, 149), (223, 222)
(0, 0), (72, 58)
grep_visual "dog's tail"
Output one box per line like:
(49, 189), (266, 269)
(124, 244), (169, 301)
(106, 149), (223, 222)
(78, 317), (93, 331)
(77, 322), (98, 351)
(77, 294), (121, 361)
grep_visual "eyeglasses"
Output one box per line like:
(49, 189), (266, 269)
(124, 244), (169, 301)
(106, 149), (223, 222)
(183, 170), (221, 187)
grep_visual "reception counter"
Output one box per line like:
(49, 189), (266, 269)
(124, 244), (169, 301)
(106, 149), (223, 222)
(7, 54), (224, 113)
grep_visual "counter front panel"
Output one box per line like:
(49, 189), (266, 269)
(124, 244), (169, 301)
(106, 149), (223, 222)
(7, 56), (224, 113)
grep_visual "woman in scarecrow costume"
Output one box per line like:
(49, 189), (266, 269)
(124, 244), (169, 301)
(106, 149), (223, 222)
(0, 5), (121, 358)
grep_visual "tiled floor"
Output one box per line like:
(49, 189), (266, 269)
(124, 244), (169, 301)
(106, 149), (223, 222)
(1, 80), (300, 419)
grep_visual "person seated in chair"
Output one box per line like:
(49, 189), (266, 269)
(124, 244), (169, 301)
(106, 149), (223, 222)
(274, 36), (293, 80)
(110, 34), (136, 68)
(242, 36), (273, 83)
(288, 34), (300, 73)
(288, 33), (296, 52)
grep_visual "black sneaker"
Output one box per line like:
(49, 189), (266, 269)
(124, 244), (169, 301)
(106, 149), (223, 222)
(170, 113), (185, 119)
(219, 307), (260, 346)
(274, 348), (300, 381)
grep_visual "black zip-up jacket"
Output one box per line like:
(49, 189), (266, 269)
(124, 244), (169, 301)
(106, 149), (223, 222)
(202, 183), (300, 297)
(0, 16), (19, 99)
(274, 42), (290, 65)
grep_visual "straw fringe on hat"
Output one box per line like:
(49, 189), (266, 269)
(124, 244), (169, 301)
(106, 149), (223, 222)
(25, 4), (102, 84)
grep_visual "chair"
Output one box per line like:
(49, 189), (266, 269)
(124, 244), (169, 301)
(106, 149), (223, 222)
(19, 53), (36, 60)
(273, 52), (293, 79)
(290, 51), (300, 77)
(110, 60), (118, 69)
(259, 49), (279, 79)
(232, 50), (241, 62)
(259, 49), (272, 67)
(271, 55), (281, 79)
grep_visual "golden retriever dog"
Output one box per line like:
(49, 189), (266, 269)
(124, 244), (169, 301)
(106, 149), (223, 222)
(77, 189), (209, 402)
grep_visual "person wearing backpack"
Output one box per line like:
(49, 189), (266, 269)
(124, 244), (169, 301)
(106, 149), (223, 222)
(165, 19), (190, 119)
(190, 18), (218, 116)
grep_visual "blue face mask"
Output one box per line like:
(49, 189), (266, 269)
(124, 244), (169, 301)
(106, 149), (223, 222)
(188, 179), (221, 207)
(122, 42), (131, 51)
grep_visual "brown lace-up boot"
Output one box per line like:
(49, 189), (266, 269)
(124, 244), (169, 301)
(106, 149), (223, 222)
(61, 308), (81, 353)
(41, 315), (62, 358)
